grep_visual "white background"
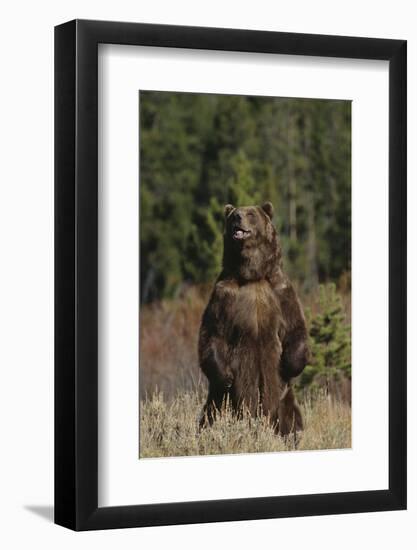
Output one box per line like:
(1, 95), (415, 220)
(99, 45), (389, 506)
(0, 1), (415, 548)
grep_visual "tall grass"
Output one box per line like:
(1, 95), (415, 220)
(140, 390), (351, 458)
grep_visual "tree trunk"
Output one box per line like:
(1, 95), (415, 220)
(287, 108), (297, 242)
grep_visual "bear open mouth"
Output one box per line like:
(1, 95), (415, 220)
(232, 227), (252, 240)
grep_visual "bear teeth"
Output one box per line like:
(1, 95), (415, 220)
(233, 229), (251, 240)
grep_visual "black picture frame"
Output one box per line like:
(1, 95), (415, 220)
(55, 19), (407, 531)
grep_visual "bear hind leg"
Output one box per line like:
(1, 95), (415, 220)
(278, 386), (303, 438)
(199, 385), (228, 429)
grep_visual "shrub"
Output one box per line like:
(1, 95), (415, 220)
(297, 283), (351, 397)
(139, 389), (351, 458)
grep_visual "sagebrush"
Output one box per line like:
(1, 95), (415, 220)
(140, 390), (351, 458)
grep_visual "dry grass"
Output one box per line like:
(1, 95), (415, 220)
(139, 286), (208, 400)
(139, 390), (351, 458)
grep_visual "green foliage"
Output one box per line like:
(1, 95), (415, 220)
(298, 284), (351, 393)
(226, 150), (260, 206)
(140, 91), (351, 302)
(183, 197), (224, 284)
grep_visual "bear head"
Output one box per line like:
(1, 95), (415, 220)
(222, 202), (282, 282)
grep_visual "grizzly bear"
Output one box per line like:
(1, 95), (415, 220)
(198, 202), (309, 436)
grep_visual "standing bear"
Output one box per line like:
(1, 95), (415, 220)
(198, 202), (309, 436)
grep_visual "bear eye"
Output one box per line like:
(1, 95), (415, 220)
(247, 211), (255, 219)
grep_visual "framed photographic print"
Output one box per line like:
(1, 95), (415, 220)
(55, 20), (407, 531)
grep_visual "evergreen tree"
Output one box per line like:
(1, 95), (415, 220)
(139, 91), (351, 302)
(183, 196), (224, 285)
(298, 283), (351, 394)
(226, 149), (260, 206)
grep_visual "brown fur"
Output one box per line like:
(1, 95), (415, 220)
(199, 202), (309, 435)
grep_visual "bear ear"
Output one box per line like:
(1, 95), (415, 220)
(224, 204), (235, 217)
(261, 201), (274, 219)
